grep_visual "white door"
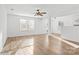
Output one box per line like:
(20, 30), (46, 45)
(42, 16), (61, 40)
(35, 18), (48, 34)
(51, 17), (61, 34)
(42, 18), (48, 34)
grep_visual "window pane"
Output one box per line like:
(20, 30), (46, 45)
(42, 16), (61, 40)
(20, 19), (34, 32)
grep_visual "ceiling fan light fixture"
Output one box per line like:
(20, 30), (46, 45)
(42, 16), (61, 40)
(34, 8), (47, 16)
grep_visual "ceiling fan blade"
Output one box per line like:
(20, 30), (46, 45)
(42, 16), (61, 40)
(41, 12), (47, 14)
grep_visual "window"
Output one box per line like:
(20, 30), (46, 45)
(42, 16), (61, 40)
(20, 19), (34, 32)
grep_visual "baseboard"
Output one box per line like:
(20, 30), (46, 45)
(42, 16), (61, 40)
(50, 34), (79, 48)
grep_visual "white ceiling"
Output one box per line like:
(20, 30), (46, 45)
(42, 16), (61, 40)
(5, 4), (79, 17)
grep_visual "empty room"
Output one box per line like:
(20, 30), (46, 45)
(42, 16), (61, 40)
(0, 4), (79, 55)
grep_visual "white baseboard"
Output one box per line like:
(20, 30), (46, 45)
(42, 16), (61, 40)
(49, 34), (79, 48)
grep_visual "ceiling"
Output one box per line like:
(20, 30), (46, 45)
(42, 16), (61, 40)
(5, 4), (79, 17)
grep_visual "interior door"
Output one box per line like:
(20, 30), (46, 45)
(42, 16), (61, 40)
(36, 17), (48, 34)
(51, 17), (61, 34)
(42, 18), (48, 34)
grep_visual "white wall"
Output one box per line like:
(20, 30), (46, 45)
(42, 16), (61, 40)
(57, 14), (79, 42)
(50, 14), (79, 42)
(0, 5), (7, 51)
(7, 14), (48, 37)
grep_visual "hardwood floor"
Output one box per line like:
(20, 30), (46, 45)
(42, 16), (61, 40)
(0, 34), (79, 55)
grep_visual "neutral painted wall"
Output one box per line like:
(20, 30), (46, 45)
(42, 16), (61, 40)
(7, 14), (48, 37)
(51, 14), (79, 42)
(57, 14), (79, 42)
(0, 5), (7, 51)
(51, 15), (75, 34)
(0, 5), (3, 49)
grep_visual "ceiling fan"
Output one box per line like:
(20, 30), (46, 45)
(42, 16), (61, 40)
(34, 9), (47, 16)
